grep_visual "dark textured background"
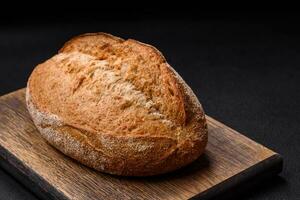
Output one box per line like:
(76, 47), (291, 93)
(0, 11), (299, 199)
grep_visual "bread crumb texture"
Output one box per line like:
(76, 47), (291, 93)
(27, 33), (208, 176)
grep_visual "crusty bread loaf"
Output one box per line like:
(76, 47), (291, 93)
(26, 33), (208, 176)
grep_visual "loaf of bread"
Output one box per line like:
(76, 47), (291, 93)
(26, 33), (208, 176)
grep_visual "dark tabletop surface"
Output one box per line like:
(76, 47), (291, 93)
(0, 16), (299, 200)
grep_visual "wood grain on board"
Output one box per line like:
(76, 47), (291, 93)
(0, 89), (282, 200)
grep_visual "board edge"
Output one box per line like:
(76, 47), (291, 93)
(190, 153), (283, 200)
(0, 144), (69, 200)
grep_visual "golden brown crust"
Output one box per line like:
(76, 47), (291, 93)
(59, 32), (186, 125)
(26, 33), (208, 176)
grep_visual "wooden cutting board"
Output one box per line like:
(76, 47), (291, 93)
(0, 89), (282, 200)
